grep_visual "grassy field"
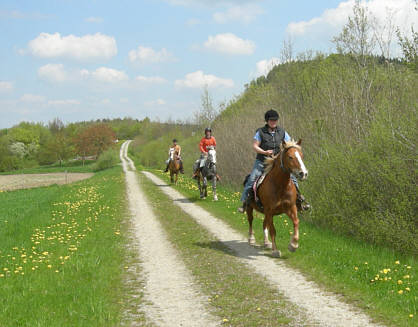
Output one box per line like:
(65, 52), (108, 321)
(0, 166), (148, 326)
(138, 173), (309, 326)
(147, 169), (416, 327)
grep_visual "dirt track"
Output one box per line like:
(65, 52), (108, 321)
(0, 173), (93, 191)
(120, 141), (219, 327)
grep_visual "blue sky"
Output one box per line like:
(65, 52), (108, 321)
(0, 0), (416, 128)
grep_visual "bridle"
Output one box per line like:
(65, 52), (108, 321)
(279, 146), (298, 174)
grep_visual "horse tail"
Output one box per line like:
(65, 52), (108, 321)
(243, 174), (250, 187)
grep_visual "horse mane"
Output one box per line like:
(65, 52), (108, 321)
(264, 140), (301, 175)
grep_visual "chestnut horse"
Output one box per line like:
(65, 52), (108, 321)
(246, 139), (308, 258)
(168, 150), (181, 184)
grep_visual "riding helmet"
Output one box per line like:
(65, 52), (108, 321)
(172, 138), (177, 142)
(264, 109), (279, 121)
(204, 127), (212, 133)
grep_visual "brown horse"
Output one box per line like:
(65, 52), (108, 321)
(168, 151), (181, 184)
(246, 139), (308, 258)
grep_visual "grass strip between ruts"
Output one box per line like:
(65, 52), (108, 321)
(147, 169), (416, 327)
(138, 173), (310, 327)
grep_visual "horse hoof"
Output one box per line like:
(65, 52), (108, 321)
(248, 236), (256, 245)
(213, 195), (218, 201)
(272, 250), (281, 258)
(288, 243), (298, 252)
(264, 242), (273, 249)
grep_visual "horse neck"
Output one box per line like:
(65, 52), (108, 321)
(269, 155), (291, 183)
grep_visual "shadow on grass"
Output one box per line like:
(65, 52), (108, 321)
(194, 240), (290, 261)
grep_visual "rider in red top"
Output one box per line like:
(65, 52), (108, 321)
(193, 127), (216, 178)
(199, 129), (216, 153)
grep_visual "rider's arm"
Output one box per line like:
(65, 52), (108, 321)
(212, 137), (216, 148)
(199, 138), (207, 153)
(253, 131), (273, 156)
(284, 131), (291, 142)
(177, 145), (181, 156)
(253, 140), (272, 156)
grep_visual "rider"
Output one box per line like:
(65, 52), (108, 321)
(164, 138), (184, 174)
(237, 109), (310, 213)
(192, 127), (216, 179)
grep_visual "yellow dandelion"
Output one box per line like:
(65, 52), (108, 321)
(223, 318), (229, 322)
(403, 275), (410, 279)
(398, 280), (403, 285)
(395, 260), (400, 265)
(410, 314), (414, 318)
(398, 290), (403, 294)
(47, 265), (52, 269)
(354, 267), (358, 271)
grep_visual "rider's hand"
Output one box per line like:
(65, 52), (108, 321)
(265, 150), (274, 156)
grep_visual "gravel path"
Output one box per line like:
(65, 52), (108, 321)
(141, 170), (384, 327)
(120, 141), (219, 327)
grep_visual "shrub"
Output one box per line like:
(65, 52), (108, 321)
(92, 148), (119, 172)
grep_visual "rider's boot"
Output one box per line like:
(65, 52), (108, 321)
(237, 198), (248, 213)
(192, 168), (200, 179)
(164, 163), (169, 173)
(295, 185), (311, 211)
(180, 161), (184, 174)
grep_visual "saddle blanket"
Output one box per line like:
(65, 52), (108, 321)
(252, 174), (266, 205)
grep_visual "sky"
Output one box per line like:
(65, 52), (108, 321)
(0, 0), (416, 128)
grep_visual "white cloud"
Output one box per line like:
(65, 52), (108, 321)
(135, 75), (167, 84)
(85, 16), (103, 23)
(28, 32), (117, 61)
(254, 57), (280, 77)
(186, 18), (200, 26)
(175, 70), (234, 89)
(0, 81), (14, 93)
(20, 94), (46, 103)
(120, 98), (129, 103)
(91, 67), (128, 83)
(48, 99), (80, 106)
(38, 64), (68, 82)
(287, 0), (416, 37)
(101, 99), (111, 105)
(128, 46), (175, 64)
(145, 99), (166, 106)
(204, 33), (255, 55)
(38, 64), (128, 84)
(213, 4), (263, 24)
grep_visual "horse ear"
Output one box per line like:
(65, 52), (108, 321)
(282, 140), (286, 147)
(297, 138), (302, 145)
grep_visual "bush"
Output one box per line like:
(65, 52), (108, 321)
(92, 148), (119, 172)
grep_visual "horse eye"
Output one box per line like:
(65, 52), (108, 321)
(288, 156), (294, 160)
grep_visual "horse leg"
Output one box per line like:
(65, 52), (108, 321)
(246, 206), (256, 245)
(287, 206), (299, 252)
(212, 173), (218, 201)
(197, 176), (204, 198)
(267, 213), (280, 258)
(170, 170), (174, 183)
(203, 176), (208, 198)
(263, 218), (272, 249)
(175, 172), (178, 185)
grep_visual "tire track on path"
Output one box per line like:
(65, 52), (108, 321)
(121, 141), (219, 327)
(141, 169), (384, 327)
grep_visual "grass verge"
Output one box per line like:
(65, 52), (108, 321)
(0, 166), (148, 326)
(147, 169), (416, 327)
(138, 173), (309, 327)
(0, 160), (96, 175)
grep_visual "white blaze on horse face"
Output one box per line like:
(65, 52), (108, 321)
(295, 151), (308, 180)
(208, 148), (216, 163)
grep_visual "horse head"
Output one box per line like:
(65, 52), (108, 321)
(280, 139), (308, 180)
(207, 146), (216, 165)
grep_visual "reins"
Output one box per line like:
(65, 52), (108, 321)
(279, 146), (296, 174)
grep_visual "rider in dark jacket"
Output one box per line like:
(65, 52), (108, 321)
(238, 109), (310, 212)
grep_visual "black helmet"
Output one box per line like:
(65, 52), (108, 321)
(204, 127), (212, 133)
(172, 138), (177, 143)
(264, 109), (279, 122)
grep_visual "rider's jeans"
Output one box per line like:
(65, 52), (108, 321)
(240, 158), (299, 203)
(241, 159), (264, 202)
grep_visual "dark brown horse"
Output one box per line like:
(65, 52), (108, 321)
(168, 150), (181, 184)
(246, 139), (308, 257)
